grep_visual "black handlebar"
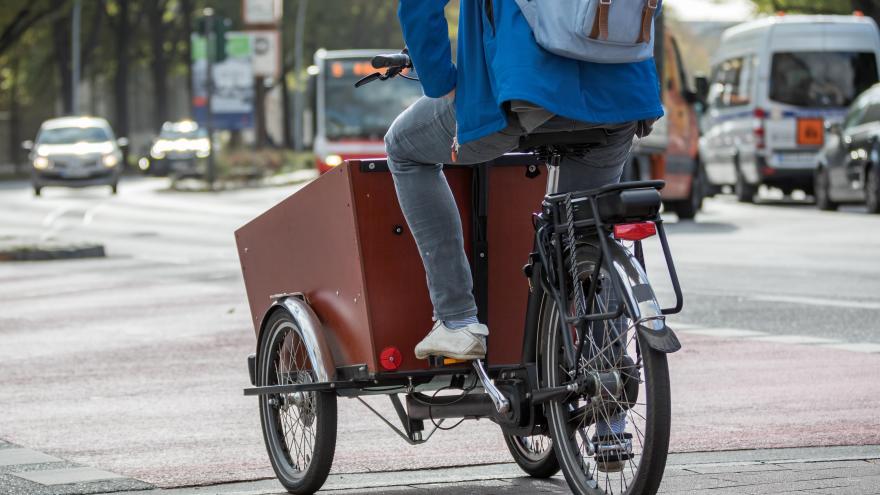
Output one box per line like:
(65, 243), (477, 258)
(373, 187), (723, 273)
(371, 53), (412, 69)
(355, 51), (415, 88)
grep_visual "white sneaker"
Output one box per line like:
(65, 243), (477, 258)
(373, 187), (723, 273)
(414, 321), (489, 360)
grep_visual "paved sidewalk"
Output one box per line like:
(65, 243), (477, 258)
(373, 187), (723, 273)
(100, 445), (880, 495)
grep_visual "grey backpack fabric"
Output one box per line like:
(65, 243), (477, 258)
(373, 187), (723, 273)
(514, 0), (659, 64)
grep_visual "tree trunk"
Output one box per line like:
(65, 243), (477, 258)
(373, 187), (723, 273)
(180, 0), (195, 115)
(9, 57), (21, 175)
(114, 0), (130, 148)
(52, 12), (73, 114)
(148, 1), (169, 130)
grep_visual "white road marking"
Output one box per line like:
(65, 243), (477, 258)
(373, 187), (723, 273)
(750, 294), (880, 311)
(824, 343), (880, 354)
(134, 254), (192, 266)
(749, 335), (841, 345)
(677, 327), (767, 338)
(41, 205), (76, 226)
(82, 203), (109, 226)
(676, 324), (880, 354)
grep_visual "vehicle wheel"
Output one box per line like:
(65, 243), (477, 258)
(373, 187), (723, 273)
(258, 310), (337, 495)
(111, 183), (118, 195)
(34, 187), (42, 197)
(867, 166), (880, 214)
(814, 167), (838, 211)
(504, 433), (559, 478)
(671, 165), (703, 220)
(540, 245), (671, 495)
(734, 168), (756, 203)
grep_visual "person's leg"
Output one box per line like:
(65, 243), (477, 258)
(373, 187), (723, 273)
(384, 96), (520, 324)
(551, 122), (637, 193)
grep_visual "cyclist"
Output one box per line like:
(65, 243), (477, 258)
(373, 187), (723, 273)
(386, 1), (663, 364)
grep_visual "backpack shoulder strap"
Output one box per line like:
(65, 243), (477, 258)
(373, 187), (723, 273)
(637, 0), (659, 43)
(590, 0), (611, 41)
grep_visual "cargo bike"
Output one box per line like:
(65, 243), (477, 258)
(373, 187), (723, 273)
(236, 54), (683, 495)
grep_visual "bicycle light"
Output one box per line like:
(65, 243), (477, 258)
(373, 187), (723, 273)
(614, 222), (657, 241)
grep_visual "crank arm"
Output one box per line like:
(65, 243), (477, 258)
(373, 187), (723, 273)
(472, 359), (510, 415)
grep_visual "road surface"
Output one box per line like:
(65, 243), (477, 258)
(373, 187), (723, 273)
(0, 177), (878, 493)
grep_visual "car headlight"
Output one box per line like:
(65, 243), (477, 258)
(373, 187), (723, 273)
(33, 156), (50, 170)
(324, 154), (343, 167)
(102, 154), (120, 168)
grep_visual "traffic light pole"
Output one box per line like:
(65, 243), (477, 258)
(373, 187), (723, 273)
(204, 9), (216, 191)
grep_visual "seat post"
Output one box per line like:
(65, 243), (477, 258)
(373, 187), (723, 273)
(545, 152), (563, 195)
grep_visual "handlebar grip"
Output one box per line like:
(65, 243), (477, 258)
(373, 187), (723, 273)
(372, 53), (411, 69)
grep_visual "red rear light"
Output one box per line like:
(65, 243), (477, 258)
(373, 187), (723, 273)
(379, 347), (402, 371)
(754, 108), (767, 150)
(614, 222), (657, 241)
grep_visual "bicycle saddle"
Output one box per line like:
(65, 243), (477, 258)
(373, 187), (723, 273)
(517, 128), (608, 154)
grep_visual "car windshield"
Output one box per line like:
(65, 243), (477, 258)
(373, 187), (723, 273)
(38, 126), (111, 144)
(769, 51), (879, 108)
(159, 129), (207, 140)
(324, 59), (423, 141)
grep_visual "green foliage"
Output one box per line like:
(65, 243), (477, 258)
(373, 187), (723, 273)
(750, 0), (865, 15)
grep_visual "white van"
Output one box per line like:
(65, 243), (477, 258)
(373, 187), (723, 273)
(700, 14), (880, 202)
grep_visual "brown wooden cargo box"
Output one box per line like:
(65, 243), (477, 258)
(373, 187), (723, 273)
(235, 158), (546, 375)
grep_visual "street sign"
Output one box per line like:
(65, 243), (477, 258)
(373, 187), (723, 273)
(243, 0), (282, 26)
(192, 33), (255, 130)
(249, 30), (280, 78)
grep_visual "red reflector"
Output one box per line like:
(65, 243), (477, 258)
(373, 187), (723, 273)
(614, 222), (657, 241)
(379, 347), (403, 371)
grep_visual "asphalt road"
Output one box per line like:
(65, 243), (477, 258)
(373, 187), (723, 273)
(0, 176), (878, 493)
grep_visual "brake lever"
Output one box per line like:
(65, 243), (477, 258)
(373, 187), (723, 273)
(355, 66), (407, 88)
(355, 72), (383, 88)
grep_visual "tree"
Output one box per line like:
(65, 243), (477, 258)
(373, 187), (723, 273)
(749, 0), (878, 25)
(0, 1), (57, 58)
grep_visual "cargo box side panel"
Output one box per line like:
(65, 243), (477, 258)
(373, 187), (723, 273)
(351, 163), (474, 373)
(487, 164), (547, 365)
(235, 165), (375, 370)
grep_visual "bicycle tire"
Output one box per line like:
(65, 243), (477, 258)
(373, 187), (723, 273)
(540, 244), (671, 495)
(257, 310), (337, 495)
(503, 431), (560, 478)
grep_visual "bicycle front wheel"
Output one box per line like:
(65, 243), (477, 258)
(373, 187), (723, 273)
(540, 245), (671, 495)
(257, 310), (337, 495)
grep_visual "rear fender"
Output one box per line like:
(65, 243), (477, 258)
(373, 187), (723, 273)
(257, 294), (337, 383)
(607, 240), (681, 354)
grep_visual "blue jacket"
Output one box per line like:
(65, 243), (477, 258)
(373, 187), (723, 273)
(398, 0), (665, 144)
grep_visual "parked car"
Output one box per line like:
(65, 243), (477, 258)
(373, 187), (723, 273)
(700, 14), (880, 202)
(23, 116), (127, 196)
(815, 83), (880, 213)
(139, 120), (210, 177)
(628, 22), (707, 220)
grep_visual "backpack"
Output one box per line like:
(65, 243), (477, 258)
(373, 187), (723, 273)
(512, 0), (659, 64)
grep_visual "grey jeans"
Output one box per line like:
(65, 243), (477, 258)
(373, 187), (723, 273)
(385, 96), (638, 321)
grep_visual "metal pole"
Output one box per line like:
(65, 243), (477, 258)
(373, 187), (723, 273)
(204, 8), (216, 191)
(71, 0), (82, 115)
(292, 0), (308, 151)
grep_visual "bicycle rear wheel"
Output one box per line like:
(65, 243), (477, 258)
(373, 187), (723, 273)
(540, 245), (671, 495)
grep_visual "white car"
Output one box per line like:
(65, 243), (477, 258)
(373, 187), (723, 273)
(23, 116), (127, 196)
(700, 14), (880, 202)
